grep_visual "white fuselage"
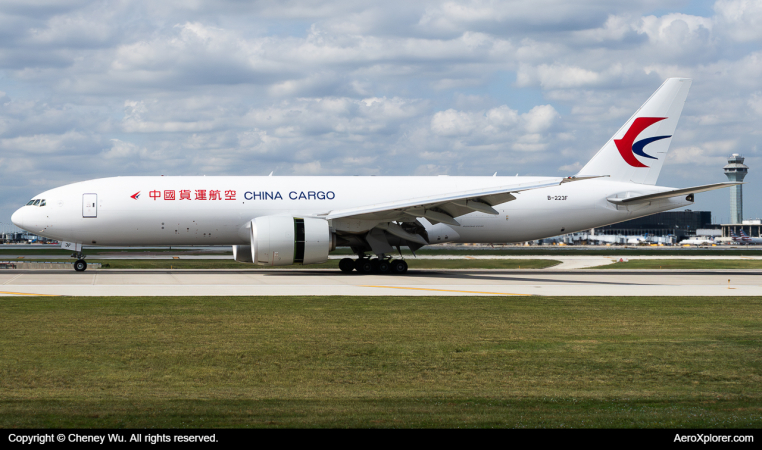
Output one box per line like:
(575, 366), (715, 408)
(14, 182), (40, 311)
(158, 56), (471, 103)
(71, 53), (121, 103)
(679, 238), (714, 245)
(733, 237), (762, 245)
(12, 176), (691, 247)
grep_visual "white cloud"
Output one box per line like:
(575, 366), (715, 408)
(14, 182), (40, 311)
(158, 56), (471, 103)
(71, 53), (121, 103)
(431, 109), (477, 136)
(558, 161), (582, 172)
(102, 139), (148, 159)
(431, 105), (520, 137)
(517, 64), (600, 89)
(429, 104), (559, 153)
(637, 13), (712, 44)
(748, 92), (762, 116)
(667, 143), (737, 167)
(522, 104), (558, 133)
(0, 130), (90, 155)
(714, 0), (762, 42)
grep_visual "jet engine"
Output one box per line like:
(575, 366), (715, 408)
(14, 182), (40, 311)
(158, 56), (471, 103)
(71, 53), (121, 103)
(250, 216), (335, 266)
(233, 245), (253, 263)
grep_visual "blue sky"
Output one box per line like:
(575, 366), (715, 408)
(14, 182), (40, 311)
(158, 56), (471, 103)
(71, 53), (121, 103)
(1, 0), (761, 230)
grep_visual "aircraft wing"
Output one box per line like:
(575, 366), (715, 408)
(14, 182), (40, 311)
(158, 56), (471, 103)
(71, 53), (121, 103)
(607, 182), (741, 205)
(324, 176), (597, 226)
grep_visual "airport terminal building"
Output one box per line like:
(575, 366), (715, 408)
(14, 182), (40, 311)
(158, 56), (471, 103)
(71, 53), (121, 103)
(595, 211), (712, 240)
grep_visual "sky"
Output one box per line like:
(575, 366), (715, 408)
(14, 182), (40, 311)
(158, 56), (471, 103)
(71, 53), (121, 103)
(1, 0), (761, 231)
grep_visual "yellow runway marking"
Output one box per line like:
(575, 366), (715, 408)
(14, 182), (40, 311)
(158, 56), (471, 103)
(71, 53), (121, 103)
(361, 285), (531, 296)
(0, 290), (58, 296)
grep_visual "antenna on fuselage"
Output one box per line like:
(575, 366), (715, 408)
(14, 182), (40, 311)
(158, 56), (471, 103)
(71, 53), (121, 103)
(268, 171), (273, 176)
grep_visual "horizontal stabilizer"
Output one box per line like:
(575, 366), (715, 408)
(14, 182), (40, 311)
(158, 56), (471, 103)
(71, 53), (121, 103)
(607, 182), (741, 204)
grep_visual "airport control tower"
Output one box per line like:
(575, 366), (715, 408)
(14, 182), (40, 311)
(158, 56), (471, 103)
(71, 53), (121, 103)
(724, 153), (748, 224)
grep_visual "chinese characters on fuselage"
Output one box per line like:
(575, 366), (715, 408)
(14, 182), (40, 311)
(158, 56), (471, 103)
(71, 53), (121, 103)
(145, 190), (335, 201)
(149, 190), (237, 200)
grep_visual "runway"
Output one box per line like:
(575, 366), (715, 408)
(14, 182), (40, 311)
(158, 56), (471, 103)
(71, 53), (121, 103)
(1, 269), (761, 296)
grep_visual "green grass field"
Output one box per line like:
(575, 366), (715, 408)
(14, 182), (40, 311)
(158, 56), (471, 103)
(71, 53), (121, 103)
(595, 259), (762, 269)
(1, 296), (760, 428)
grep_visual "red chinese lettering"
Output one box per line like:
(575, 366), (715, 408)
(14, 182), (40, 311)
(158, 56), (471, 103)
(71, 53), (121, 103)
(164, 190), (175, 200)
(225, 190), (236, 200)
(149, 190), (161, 200)
(195, 189), (207, 200)
(179, 190), (191, 200)
(209, 190), (221, 200)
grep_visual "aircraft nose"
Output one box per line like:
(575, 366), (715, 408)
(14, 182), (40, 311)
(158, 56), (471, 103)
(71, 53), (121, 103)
(11, 207), (24, 229)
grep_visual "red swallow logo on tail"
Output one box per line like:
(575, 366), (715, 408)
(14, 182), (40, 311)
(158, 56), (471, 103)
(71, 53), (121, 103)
(615, 117), (672, 168)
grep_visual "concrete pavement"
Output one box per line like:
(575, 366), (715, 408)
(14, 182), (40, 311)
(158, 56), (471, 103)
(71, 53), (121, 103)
(1, 269), (760, 296)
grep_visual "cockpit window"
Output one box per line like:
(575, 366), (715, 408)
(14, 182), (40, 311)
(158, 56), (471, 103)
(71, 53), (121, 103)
(26, 200), (35, 205)
(33, 199), (40, 206)
(40, 199), (46, 207)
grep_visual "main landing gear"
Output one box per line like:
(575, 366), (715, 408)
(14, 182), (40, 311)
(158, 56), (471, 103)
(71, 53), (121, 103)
(72, 252), (87, 272)
(339, 257), (408, 274)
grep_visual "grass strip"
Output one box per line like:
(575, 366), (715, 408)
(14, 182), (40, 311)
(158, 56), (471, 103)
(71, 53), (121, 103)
(0, 296), (760, 428)
(594, 259), (762, 269)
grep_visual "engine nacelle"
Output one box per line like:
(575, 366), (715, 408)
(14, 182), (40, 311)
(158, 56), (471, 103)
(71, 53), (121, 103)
(232, 245), (253, 263)
(251, 216), (334, 266)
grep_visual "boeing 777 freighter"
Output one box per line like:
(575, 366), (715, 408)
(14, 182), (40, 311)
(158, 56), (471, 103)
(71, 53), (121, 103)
(12, 78), (739, 273)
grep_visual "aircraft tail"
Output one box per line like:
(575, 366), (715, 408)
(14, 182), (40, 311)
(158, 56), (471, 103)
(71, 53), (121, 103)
(576, 78), (692, 185)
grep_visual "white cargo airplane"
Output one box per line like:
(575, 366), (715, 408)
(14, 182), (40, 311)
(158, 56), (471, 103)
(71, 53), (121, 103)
(12, 78), (739, 273)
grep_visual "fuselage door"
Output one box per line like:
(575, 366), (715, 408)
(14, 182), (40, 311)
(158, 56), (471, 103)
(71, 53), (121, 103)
(83, 193), (97, 218)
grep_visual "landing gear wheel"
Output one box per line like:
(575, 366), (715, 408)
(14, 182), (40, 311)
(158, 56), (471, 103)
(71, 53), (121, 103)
(339, 258), (355, 273)
(356, 259), (374, 274)
(73, 259), (87, 272)
(377, 259), (391, 274)
(390, 260), (408, 274)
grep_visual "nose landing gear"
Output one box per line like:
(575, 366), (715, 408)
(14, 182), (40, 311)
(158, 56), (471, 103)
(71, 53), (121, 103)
(72, 251), (87, 272)
(73, 259), (87, 272)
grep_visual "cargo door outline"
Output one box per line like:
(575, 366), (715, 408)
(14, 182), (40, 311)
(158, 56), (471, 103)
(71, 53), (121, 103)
(83, 193), (97, 218)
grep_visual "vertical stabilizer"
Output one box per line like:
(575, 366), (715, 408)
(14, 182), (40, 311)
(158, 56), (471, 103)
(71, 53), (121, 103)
(576, 78), (691, 185)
